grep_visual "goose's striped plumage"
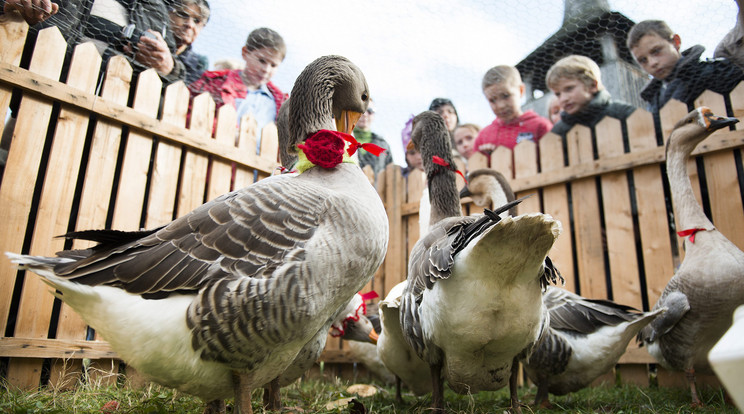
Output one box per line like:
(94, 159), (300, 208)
(7, 55), (388, 414)
(638, 107), (744, 406)
(398, 111), (561, 412)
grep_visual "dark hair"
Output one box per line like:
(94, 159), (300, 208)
(627, 20), (675, 50)
(428, 98), (459, 122)
(245, 27), (287, 59)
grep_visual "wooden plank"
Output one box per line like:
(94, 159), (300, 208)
(539, 132), (575, 293)
(383, 165), (403, 298)
(0, 15), (28, 140)
(177, 93), (213, 217)
(34, 42), (102, 389)
(74, 56), (132, 243)
(730, 82), (744, 130)
(616, 365), (649, 387)
(0, 61), (276, 174)
(695, 89), (727, 118)
(145, 81), (189, 228)
(491, 146), (513, 179)
(0, 337), (116, 359)
(2, 26), (68, 390)
(207, 104), (237, 201)
(259, 123), (279, 169)
(596, 116), (642, 309)
(111, 69), (161, 230)
(704, 150), (744, 250)
(566, 124), (606, 299)
(514, 140), (540, 214)
(627, 109), (676, 308)
(468, 151), (488, 172)
(234, 115), (258, 188)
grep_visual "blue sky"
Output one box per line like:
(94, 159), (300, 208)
(192, 0), (738, 165)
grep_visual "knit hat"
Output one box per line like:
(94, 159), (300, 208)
(428, 97), (459, 121)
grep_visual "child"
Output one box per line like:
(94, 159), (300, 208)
(189, 27), (288, 130)
(546, 55), (635, 136)
(453, 123), (480, 160)
(473, 65), (552, 154)
(627, 20), (744, 113)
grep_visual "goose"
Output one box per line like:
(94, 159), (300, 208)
(460, 168), (516, 217)
(6, 55), (388, 414)
(524, 287), (664, 407)
(398, 111), (562, 413)
(344, 308), (398, 385)
(458, 168), (665, 408)
(638, 107), (744, 406)
(377, 280), (432, 399)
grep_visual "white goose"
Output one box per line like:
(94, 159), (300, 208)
(377, 280), (432, 399)
(524, 287), (664, 407)
(638, 107), (744, 406)
(399, 111), (562, 412)
(6, 55), (388, 414)
(459, 168), (664, 408)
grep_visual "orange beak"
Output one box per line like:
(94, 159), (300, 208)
(368, 329), (379, 344)
(336, 110), (363, 135)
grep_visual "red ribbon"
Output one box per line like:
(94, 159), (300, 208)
(677, 228), (706, 243)
(340, 133), (387, 157)
(359, 291), (379, 301)
(432, 155), (468, 184)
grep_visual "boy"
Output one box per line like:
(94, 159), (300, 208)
(473, 65), (552, 154)
(546, 55), (635, 136)
(628, 19), (744, 113)
(453, 123), (479, 160)
(189, 27), (287, 130)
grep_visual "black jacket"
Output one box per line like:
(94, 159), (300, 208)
(640, 45), (744, 113)
(551, 90), (636, 136)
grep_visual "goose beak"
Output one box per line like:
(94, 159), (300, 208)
(460, 186), (472, 199)
(368, 329), (379, 344)
(336, 110), (363, 135)
(705, 113), (739, 132)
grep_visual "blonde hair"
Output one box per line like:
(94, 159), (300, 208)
(455, 123), (481, 135)
(546, 55), (604, 91)
(482, 65), (522, 91)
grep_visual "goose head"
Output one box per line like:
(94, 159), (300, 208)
(666, 107), (738, 157)
(282, 56), (370, 165)
(459, 168), (516, 215)
(409, 110), (463, 223)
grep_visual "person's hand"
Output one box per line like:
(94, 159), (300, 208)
(4, 0), (59, 25)
(477, 143), (497, 154)
(132, 29), (174, 76)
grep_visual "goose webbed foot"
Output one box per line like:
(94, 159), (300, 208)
(203, 399), (226, 414)
(232, 371), (254, 414)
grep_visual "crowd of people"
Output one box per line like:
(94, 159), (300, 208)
(3, 1), (744, 180)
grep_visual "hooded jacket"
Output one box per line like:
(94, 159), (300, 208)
(640, 45), (744, 113)
(551, 90), (636, 136)
(474, 110), (552, 151)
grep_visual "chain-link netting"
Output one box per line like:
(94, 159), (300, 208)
(2, 0), (740, 166)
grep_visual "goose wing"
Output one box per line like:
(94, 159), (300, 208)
(51, 177), (324, 295)
(544, 286), (641, 334)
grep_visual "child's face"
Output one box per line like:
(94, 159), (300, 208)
(630, 33), (681, 81)
(454, 126), (477, 159)
(548, 97), (561, 124)
(483, 81), (524, 124)
(405, 148), (423, 171)
(551, 78), (598, 116)
(434, 104), (458, 132)
(241, 46), (283, 88)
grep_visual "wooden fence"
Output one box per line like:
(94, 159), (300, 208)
(2, 14), (744, 392)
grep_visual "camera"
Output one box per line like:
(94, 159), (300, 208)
(121, 23), (158, 49)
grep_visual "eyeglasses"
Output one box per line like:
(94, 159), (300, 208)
(173, 9), (205, 26)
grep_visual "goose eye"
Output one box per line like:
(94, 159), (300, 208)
(361, 93), (368, 101)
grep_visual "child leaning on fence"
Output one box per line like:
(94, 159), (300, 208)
(188, 27), (287, 131)
(546, 55), (636, 136)
(628, 19), (744, 113)
(473, 65), (552, 154)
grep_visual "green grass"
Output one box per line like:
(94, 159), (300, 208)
(0, 374), (737, 413)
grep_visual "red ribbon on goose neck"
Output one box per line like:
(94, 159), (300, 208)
(359, 291), (379, 301)
(677, 228), (706, 243)
(432, 155), (467, 184)
(340, 133), (386, 157)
